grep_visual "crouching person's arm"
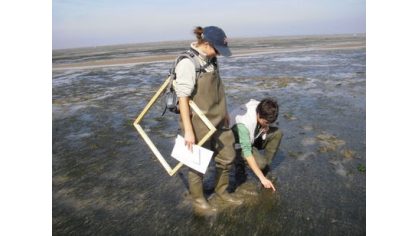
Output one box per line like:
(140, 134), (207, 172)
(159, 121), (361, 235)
(245, 156), (276, 191)
(236, 123), (275, 191)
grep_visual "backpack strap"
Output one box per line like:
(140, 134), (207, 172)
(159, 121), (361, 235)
(162, 49), (215, 116)
(166, 49), (208, 92)
(173, 49), (204, 78)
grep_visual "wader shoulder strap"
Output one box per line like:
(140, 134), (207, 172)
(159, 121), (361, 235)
(162, 50), (203, 116)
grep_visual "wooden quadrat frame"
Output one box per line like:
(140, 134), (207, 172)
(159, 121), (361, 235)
(133, 77), (216, 176)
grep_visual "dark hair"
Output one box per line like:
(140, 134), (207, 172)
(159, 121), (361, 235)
(256, 98), (279, 123)
(193, 26), (205, 45)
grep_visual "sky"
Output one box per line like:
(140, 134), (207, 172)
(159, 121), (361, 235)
(52, 0), (366, 49)
(53, 0), (365, 49)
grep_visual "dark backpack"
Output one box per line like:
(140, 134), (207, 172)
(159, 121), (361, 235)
(162, 49), (214, 115)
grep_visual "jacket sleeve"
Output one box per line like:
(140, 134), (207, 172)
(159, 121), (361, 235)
(236, 123), (253, 158)
(174, 58), (196, 97)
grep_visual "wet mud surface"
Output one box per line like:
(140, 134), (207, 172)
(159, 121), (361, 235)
(53, 35), (365, 235)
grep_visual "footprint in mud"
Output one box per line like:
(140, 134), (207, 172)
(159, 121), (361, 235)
(302, 125), (314, 132)
(301, 137), (317, 146)
(288, 151), (302, 159)
(297, 152), (316, 161)
(329, 160), (348, 177)
(335, 163), (348, 177)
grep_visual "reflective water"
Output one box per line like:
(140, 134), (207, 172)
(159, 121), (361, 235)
(53, 35), (365, 235)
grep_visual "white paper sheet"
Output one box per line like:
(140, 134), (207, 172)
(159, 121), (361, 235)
(171, 135), (213, 174)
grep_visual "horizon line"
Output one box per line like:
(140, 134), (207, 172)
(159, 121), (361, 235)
(52, 32), (366, 51)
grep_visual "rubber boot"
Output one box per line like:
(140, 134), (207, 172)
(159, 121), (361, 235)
(214, 168), (243, 205)
(188, 170), (217, 214)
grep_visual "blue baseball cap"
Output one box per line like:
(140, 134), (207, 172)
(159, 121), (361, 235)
(202, 26), (232, 57)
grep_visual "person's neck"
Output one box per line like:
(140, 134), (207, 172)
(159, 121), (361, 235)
(195, 43), (215, 59)
(191, 43), (208, 59)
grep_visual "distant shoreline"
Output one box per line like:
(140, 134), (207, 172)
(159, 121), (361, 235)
(52, 35), (365, 71)
(53, 33), (365, 51)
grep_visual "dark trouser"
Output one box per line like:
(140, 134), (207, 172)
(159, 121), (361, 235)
(188, 128), (236, 200)
(235, 127), (283, 179)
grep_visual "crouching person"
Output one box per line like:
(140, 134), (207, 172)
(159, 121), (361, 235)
(230, 98), (283, 191)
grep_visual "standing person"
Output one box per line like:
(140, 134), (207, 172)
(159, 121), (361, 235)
(174, 26), (242, 214)
(230, 98), (283, 191)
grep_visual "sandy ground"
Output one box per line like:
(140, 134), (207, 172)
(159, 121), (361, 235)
(52, 41), (365, 71)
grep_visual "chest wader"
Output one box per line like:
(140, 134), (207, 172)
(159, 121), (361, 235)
(252, 127), (283, 174)
(185, 69), (242, 213)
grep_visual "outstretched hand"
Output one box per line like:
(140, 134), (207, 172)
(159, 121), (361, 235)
(261, 177), (276, 191)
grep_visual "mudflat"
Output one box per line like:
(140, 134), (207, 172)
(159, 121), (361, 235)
(52, 34), (365, 70)
(53, 34), (366, 235)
